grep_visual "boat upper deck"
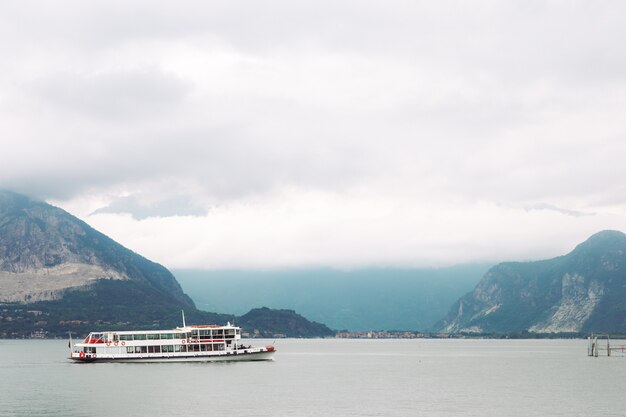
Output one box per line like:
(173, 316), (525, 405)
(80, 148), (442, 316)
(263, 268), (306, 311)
(79, 323), (241, 345)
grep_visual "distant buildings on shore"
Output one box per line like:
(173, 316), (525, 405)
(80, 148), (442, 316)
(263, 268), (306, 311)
(335, 330), (457, 339)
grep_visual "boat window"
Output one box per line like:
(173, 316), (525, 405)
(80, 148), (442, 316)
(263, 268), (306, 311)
(162, 345), (174, 353)
(174, 345), (181, 352)
(135, 346), (147, 353)
(147, 334), (160, 340)
(180, 345), (187, 352)
(119, 334), (133, 341)
(126, 347), (134, 354)
(134, 334), (146, 340)
(161, 333), (174, 339)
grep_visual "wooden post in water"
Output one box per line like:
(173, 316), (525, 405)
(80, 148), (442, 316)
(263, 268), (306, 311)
(587, 334), (621, 357)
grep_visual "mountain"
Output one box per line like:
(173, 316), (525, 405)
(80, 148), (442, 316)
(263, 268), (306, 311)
(438, 230), (626, 334)
(174, 265), (488, 331)
(0, 190), (333, 338)
(238, 307), (335, 338)
(0, 190), (193, 304)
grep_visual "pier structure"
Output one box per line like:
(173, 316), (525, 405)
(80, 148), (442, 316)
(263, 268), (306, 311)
(587, 334), (626, 357)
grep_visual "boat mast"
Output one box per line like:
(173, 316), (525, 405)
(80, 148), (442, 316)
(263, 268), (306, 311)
(182, 310), (186, 328)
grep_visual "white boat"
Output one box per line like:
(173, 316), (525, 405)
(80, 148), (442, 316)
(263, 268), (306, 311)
(68, 315), (275, 363)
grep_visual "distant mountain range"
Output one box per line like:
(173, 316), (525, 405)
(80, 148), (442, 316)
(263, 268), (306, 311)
(3, 190), (624, 337)
(0, 190), (332, 338)
(174, 266), (488, 331)
(177, 231), (626, 335)
(438, 230), (626, 334)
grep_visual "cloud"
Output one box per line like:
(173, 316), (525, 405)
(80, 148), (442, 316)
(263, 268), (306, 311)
(32, 68), (191, 121)
(524, 203), (595, 218)
(2, 1), (626, 267)
(91, 193), (208, 219)
(80, 186), (626, 269)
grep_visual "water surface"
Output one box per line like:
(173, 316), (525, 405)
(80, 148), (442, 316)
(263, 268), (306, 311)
(1, 339), (624, 416)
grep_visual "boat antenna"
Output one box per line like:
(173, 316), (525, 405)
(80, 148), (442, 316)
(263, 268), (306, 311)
(182, 310), (186, 328)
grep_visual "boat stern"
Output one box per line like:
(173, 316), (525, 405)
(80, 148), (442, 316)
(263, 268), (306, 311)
(69, 350), (98, 362)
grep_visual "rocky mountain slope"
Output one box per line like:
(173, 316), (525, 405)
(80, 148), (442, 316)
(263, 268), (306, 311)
(0, 190), (193, 306)
(438, 230), (626, 334)
(0, 190), (333, 338)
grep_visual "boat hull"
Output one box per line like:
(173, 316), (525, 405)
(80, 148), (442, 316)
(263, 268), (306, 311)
(70, 349), (275, 363)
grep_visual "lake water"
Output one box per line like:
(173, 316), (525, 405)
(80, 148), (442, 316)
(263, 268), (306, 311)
(1, 338), (624, 417)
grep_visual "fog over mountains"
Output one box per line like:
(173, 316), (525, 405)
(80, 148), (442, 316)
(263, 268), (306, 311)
(178, 232), (626, 334)
(175, 266), (488, 331)
(2, 189), (625, 336)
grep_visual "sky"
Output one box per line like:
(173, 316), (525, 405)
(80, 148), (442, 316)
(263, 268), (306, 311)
(1, 1), (626, 269)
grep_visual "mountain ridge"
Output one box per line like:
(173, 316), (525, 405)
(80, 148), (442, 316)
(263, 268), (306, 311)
(438, 230), (626, 333)
(0, 190), (193, 306)
(0, 190), (333, 338)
